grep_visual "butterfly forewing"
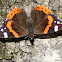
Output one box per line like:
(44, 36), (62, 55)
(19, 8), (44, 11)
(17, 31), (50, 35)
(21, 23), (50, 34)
(11, 20), (28, 37)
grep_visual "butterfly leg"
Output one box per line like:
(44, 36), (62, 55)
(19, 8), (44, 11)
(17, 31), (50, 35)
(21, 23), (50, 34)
(29, 37), (34, 45)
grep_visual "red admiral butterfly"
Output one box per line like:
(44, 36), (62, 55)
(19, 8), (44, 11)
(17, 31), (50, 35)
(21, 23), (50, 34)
(0, 5), (62, 45)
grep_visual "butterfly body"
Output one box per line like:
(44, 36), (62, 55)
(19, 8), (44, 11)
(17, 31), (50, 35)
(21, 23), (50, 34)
(0, 5), (62, 45)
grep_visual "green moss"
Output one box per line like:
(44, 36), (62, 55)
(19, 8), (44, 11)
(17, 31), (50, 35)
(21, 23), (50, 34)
(0, 0), (2, 6)
(0, 52), (4, 62)
(0, 56), (4, 60)
(0, 11), (4, 15)
(0, 11), (5, 18)
(0, 59), (3, 62)
(14, 51), (18, 55)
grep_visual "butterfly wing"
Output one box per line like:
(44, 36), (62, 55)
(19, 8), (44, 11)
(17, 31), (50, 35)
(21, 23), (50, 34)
(31, 5), (62, 38)
(31, 5), (51, 34)
(0, 7), (28, 41)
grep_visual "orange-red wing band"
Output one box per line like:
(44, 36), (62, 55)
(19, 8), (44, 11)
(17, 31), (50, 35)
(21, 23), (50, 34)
(6, 21), (20, 38)
(7, 8), (21, 19)
(43, 16), (54, 34)
(34, 5), (51, 14)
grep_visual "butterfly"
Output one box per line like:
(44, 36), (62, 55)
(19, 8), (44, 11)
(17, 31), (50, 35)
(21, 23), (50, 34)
(0, 5), (62, 45)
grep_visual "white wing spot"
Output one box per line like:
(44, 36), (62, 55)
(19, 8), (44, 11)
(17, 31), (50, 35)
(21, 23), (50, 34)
(3, 32), (8, 38)
(4, 27), (6, 29)
(54, 21), (56, 23)
(5, 19), (7, 21)
(1, 28), (4, 32)
(54, 25), (58, 32)
(57, 21), (60, 24)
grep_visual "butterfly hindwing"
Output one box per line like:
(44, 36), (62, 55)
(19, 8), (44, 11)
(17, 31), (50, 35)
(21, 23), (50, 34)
(11, 20), (28, 37)
(33, 14), (50, 34)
